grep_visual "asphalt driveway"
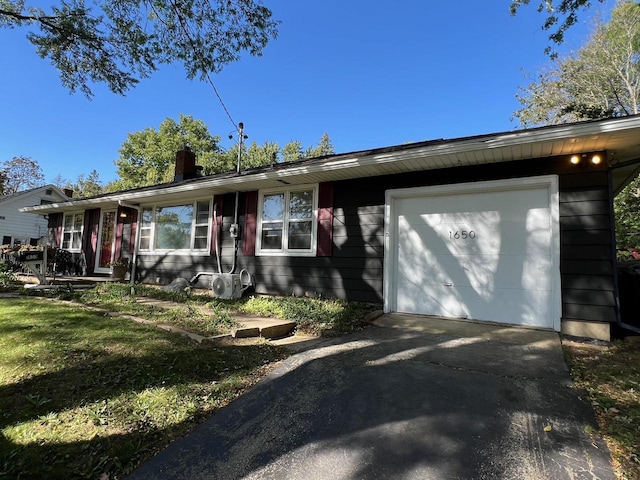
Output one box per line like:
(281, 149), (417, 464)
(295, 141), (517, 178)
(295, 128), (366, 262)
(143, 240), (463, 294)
(127, 314), (615, 480)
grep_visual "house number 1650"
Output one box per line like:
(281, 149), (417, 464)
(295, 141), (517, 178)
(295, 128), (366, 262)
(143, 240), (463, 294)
(449, 230), (476, 240)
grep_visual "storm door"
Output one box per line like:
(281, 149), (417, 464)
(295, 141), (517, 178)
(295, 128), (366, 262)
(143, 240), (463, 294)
(95, 210), (116, 273)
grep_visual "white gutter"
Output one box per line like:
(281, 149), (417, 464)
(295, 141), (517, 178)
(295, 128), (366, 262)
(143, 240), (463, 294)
(20, 115), (640, 215)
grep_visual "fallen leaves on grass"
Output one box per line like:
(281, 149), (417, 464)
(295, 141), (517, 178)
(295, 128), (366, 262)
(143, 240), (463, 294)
(564, 339), (640, 480)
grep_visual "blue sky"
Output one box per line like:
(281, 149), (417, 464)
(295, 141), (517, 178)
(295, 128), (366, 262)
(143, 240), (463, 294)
(0, 0), (617, 186)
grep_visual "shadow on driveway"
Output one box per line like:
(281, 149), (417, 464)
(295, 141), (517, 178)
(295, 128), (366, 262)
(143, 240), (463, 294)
(127, 315), (614, 480)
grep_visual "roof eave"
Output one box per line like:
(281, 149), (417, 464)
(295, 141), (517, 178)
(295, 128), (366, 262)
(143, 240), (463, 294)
(21, 115), (640, 214)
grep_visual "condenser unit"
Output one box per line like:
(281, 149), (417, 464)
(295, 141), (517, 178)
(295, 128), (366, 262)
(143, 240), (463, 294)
(211, 273), (243, 299)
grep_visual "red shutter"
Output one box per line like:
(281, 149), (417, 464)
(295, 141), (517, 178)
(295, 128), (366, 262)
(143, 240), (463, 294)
(212, 195), (224, 255)
(85, 209), (100, 273)
(243, 191), (258, 256)
(128, 209), (138, 254)
(50, 213), (63, 247)
(317, 182), (334, 257)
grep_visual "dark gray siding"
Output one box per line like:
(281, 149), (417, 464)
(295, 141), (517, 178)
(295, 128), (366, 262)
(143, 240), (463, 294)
(136, 153), (619, 324)
(559, 173), (617, 323)
(239, 189), (385, 302)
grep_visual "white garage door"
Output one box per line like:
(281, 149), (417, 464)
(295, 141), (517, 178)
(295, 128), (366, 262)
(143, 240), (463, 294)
(384, 177), (561, 330)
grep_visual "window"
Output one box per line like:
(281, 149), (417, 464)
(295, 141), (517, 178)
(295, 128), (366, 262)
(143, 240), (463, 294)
(62, 212), (84, 251)
(139, 200), (211, 252)
(256, 186), (317, 256)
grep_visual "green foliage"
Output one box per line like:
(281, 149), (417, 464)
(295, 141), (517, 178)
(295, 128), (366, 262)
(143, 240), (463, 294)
(111, 118), (336, 190)
(305, 132), (335, 158)
(281, 140), (304, 162)
(112, 114), (224, 189)
(217, 295), (378, 336)
(0, 270), (16, 290)
(615, 175), (640, 250)
(246, 140), (280, 168)
(0, 0), (278, 97)
(51, 282), (76, 300)
(514, 1), (640, 251)
(231, 134), (335, 170)
(66, 169), (104, 198)
(510, 0), (607, 56)
(514, 1), (640, 127)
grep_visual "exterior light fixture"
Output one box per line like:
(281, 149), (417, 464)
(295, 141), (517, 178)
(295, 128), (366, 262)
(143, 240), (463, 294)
(570, 155), (581, 165)
(591, 154), (602, 165)
(119, 211), (128, 218)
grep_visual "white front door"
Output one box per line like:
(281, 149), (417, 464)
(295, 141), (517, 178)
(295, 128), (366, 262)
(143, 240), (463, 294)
(384, 176), (561, 330)
(95, 210), (117, 274)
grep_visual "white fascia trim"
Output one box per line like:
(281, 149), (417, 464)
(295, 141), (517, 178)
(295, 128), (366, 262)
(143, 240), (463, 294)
(22, 116), (640, 215)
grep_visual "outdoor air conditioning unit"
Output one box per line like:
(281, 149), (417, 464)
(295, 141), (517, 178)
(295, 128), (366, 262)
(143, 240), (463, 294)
(211, 273), (244, 299)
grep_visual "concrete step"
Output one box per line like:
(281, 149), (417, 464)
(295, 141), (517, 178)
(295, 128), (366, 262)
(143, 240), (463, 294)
(133, 297), (297, 340)
(232, 315), (297, 339)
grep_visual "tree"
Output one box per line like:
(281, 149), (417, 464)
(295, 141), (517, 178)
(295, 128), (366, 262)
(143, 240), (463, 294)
(246, 141), (280, 168)
(0, 0), (278, 97)
(615, 176), (640, 250)
(52, 174), (69, 189)
(305, 132), (335, 158)
(0, 156), (45, 195)
(510, 0), (607, 55)
(281, 140), (303, 163)
(513, 1), (640, 127)
(112, 114), (224, 190)
(68, 169), (104, 198)
(112, 121), (336, 190)
(513, 2), (640, 250)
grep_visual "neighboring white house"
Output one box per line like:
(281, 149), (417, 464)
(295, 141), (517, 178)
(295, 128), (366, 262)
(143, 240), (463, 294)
(0, 185), (70, 246)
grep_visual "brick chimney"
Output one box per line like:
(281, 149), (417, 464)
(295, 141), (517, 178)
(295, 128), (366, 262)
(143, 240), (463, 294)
(174, 146), (197, 182)
(63, 188), (73, 198)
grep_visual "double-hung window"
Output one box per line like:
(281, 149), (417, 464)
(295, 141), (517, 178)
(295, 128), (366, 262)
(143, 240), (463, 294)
(257, 186), (317, 256)
(139, 200), (211, 253)
(62, 212), (84, 251)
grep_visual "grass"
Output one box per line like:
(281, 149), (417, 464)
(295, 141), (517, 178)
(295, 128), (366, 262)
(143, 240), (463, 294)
(1, 283), (377, 478)
(0, 296), (287, 479)
(47, 283), (238, 337)
(3, 280), (639, 478)
(218, 294), (378, 336)
(564, 339), (640, 480)
(27, 282), (379, 338)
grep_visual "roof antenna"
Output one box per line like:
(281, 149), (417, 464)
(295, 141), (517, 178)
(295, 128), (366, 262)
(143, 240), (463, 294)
(230, 122), (248, 173)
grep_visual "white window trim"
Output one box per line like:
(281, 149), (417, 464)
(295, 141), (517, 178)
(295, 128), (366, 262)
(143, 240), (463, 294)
(256, 184), (318, 257)
(137, 199), (212, 255)
(62, 212), (84, 252)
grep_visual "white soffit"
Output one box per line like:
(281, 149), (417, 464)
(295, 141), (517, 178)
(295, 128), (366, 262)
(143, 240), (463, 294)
(22, 115), (640, 214)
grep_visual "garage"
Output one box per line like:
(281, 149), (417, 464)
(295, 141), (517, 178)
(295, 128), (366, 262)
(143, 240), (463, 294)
(384, 176), (561, 330)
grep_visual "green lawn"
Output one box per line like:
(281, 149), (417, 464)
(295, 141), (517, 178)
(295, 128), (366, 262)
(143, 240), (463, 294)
(10, 283), (634, 480)
(32, 282), (379, 338)
(0, 296), (287, 479)
(564, 340), (640, 480)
